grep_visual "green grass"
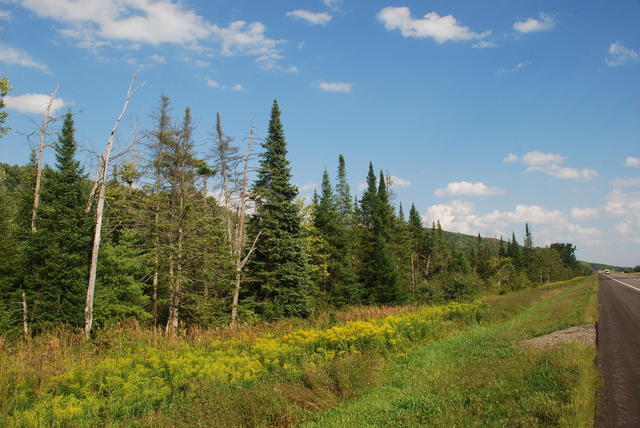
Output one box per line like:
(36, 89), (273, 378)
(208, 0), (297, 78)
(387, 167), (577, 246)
(0, 277), (597, 427)
(302, 276), (598, 428)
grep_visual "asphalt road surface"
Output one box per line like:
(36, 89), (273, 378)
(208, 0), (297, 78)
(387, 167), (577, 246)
(596, 273), (640, 427)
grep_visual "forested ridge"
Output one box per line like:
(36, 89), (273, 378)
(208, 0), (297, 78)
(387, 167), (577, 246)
(0, 86), (592, 338)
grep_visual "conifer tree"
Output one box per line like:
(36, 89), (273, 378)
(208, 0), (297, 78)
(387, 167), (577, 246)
(25, 112), (91, 329)
(248, 100), (311, 318)
(358, 166), (401, 304)
(335, 154), (352, 217)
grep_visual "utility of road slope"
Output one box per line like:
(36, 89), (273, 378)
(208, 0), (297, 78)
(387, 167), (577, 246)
(597, 273), (640, 427)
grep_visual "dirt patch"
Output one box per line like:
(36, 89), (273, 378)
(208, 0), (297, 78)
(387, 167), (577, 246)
(519, 324), (595, 349)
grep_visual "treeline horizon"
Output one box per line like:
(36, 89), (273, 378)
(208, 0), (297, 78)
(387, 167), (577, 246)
(0, 90), (592, 338)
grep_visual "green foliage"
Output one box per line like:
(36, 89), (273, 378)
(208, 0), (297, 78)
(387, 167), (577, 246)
(94, 229), (151, 328)
(24, 112), (91, 329)
(248, 100), (312, 318)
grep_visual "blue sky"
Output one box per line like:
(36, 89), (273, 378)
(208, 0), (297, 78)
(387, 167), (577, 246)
(0, 0), (639, 266)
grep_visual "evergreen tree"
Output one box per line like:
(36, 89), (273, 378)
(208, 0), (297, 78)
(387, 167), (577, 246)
(523, 223), (534, 276)
(335, 154), (352, 217)
(248, 100), (311, 318)
(507, 232), (522, 269)
(358, 167), (401, 304)
(25, 112), (91, 329)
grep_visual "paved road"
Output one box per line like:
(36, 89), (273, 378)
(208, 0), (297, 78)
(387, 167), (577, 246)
(596, 273), (640, 427)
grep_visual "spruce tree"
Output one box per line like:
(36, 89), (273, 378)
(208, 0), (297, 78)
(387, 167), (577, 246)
(25, 111), (91, 329)
(335, 154), (352, 217)
(248, 100), (311, 318)
(358, 166), (401, 304)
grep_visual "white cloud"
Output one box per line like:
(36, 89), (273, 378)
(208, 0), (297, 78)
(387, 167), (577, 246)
(323, 0), (342, 11)
(435, 181), (505, 198)
(286, 9), (331, 25)
(388, 175), (411, 188)
(571, 207), (599, 219)
(0, 44), (49, 72)
(525, 164), (598, 180)
(212, 20), (283, 69)
(624, 156), (640, 167)
(22, 0), (210, 44)
(605, 42), (639, 67)
(377, 7), (490, 44)
(4, 93), (67, 115)
(604, 179), (640, 243)
(0, 10), (10, 19)
(318, 81), (352, 92)
(521, 151), (566, 165)
(149, 54), (165, 64)
(230, 83), (245, 92)
(503, 153), (519, 163)
(206, 79), (220, 88)
(496, 61), (531, 75)
(423, 200), (601, 246)
(513, 12), (555, 33)
(19, 0), (284, 68)
(298, 182), (317, 192)
(473, 40), (497, 49)
(507, 151), (598, 181)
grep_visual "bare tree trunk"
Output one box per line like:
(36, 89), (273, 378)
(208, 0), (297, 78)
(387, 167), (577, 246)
(425, 254), (431, 278)
(31, 84), (60, 232)
(21, 291), (29, 339)
(85, 70), (143, 340)
(165, 254), (178, 334)
(85, 157), (104, 214)
(230, 130), (255, 326)
(151, 206), (159, 327)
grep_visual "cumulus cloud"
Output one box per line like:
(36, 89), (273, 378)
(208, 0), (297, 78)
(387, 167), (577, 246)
(388, 175), (411, 188)
(206, 79), (245, 91)
(423, 200), (601, 246)
(503, 153), (519, 163)
(4, 93), (67, 115)
(571, 207), (599, 219)
(0, 10), (10, 19)
(624, 156), (640, 167)
(286, 10), (331, 25)
(605, 179), (640, 243)
(323, 0), (342, 11)
(435, 181), (505, 198)
(149, 54), (165, 64)
(507, 151), (598, 181)
(298, 182), (317, 192)
(0, 44), (49, 72)
(513, 12), (555, 33)
(605, 42), (639, 67)
(473, 40), (497, 49)
(317, 81), (352, 92)
(19, 0), (284, 68)
(377, 7), (490, 44)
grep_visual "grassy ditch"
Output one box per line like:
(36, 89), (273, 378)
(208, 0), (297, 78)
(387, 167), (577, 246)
(0, 302), (483, 427)
(303, 275), (598, 427)
(0, 276), (597, 427)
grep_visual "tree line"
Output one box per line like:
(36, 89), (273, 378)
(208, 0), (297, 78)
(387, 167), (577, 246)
(0, 84), (591, 338)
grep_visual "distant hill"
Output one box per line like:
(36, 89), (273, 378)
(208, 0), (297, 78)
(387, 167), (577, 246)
(442, 230), (502, 254)
(588, 262), (633, 273)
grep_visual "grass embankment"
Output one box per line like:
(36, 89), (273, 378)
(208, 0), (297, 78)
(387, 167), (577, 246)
(0, 276), (597, 427)
(305, 275), (599, 427)
(0, 302), (483, 427)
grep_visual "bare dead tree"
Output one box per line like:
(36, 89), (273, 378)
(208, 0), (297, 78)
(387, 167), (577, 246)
(230, 128), (258, 326)
(84, 70), (144, 340)
(31, 84), (60, 232)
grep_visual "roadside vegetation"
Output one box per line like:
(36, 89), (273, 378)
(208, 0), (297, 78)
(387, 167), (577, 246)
(0, 276), (597, 427)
